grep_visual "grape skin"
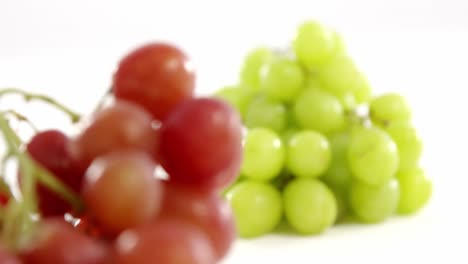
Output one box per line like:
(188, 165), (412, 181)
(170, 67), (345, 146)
(70, 100), (158, 168)
(322, 132), (353, 222)
(26, 130), (86, 217)
(241, 128), (285, 181)
(261, 57), (305, 103)
(240, 47), (274, 90)
(283, 179), (337, 234)
(397, 168), (432, 215)
(318, 55), (372, 105)
(113, 219), (216, 264)
(225, 181), (282, 238)
(293, 88), (345, 134)
(82, 151), (162, 235)
(0, 246), (21, 264)
(159, 98), (243, 189)
(384, 121), (423, 170)
(286, 130), (331, 178)
(158, 182), (235, 260)
(20, 219), (109, 264)
(293, 20), (337, 69)
(322, 131), (353, 191)
(113, 43), (195, 120)
(349, 179), (400, 223)
(244, 95), (288, 133)
(214, 85), (254, 119)
(347, 126), (400, 185)
(370, 93), (412, 125)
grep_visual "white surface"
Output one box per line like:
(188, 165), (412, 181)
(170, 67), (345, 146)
(1, 0), (468, 263)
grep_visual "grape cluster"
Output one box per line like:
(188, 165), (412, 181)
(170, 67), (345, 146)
(0, 43), (242, 263)
(216, 20), (432, 238)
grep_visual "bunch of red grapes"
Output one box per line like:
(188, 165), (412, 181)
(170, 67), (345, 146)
(0, 43), (243, 263)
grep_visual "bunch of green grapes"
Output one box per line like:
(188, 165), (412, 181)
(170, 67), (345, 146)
(214, 20), (432, 239)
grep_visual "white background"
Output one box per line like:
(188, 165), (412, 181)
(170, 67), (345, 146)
(1, 0), (467, 263)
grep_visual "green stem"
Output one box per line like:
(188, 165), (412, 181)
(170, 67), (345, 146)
(0, 114), (84, 249)
(17, 156), (37, 213)
(33, 162), (84, 212)
(0, 114), (34, 249)
(0, 177), (13, 198)
(2, 201), (25, 250)
(0, 119), (20, 153)
(91, 86), (112, 116)
(0, 88), (82, 123)
(1, 110), (39, 133)
(0, 115), (83, 211)
(346, 107), (371, 128)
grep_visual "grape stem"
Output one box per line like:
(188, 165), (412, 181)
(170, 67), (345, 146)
(0, 179), (11, 198)
(0, 113), (35, 249)
(0, 115), (84, 210)
(91, 86), (113, 115)
(271, 46), (295, 59)
(0, 88), (82, 123)
(0, 113), (84, 250)
(345, 105), (371, 127)
(1, 109), (39, 133)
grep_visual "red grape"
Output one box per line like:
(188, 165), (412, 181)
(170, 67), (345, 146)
(112, 43), (195, 120)
(159, 98), (243, 189)
(0, 41), (243, 264)
(20, 219), (109, 264)
(159, 182), (236, 260)
(113, 218), (216, 264)
(82, 151), (163, 235)
(0, 245), (21, 264)
(73, 214), (106, 240)
(70, 100), (159, 167)
(26, 130), (86, 216)
(0, 191), (9, 206)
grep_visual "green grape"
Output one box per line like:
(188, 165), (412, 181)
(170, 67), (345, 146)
(323, 164), (352, 192)
(332, 30), (346, 56)
(353, 81), (372, 104)
(307, 74), (357, 111)
(214, 85), (254, 118)
(318, 55), (371, 104)
(369, 93), (412, 124)
(327, 132), (351, 164)
(305, 75), (322, 90)
(397, 167), (432, 215)
(222, 174), (244, 196)
(293, 20), (337, 69)
(261, 57), (305, 102)
(240, 47), (274, 90)
(348, 126), (399, 185)
(285, 108), (299, 129)
(349, 179), (400, 223)
(338, 92), (358, 111)
(293, 88), (346, 134)
(329, 185), (349, 223)
(283, 178), (337, 234)
(322, 132), (353, 191)
(225, 181), (282, 238)
(286, 131), (331, 178)
(384, 121), (423, 170)
(241, 128), (285, 181)
(244, 96), (287, 133)
(281, 127), (299, 146)
(322, 132), (353, 223)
